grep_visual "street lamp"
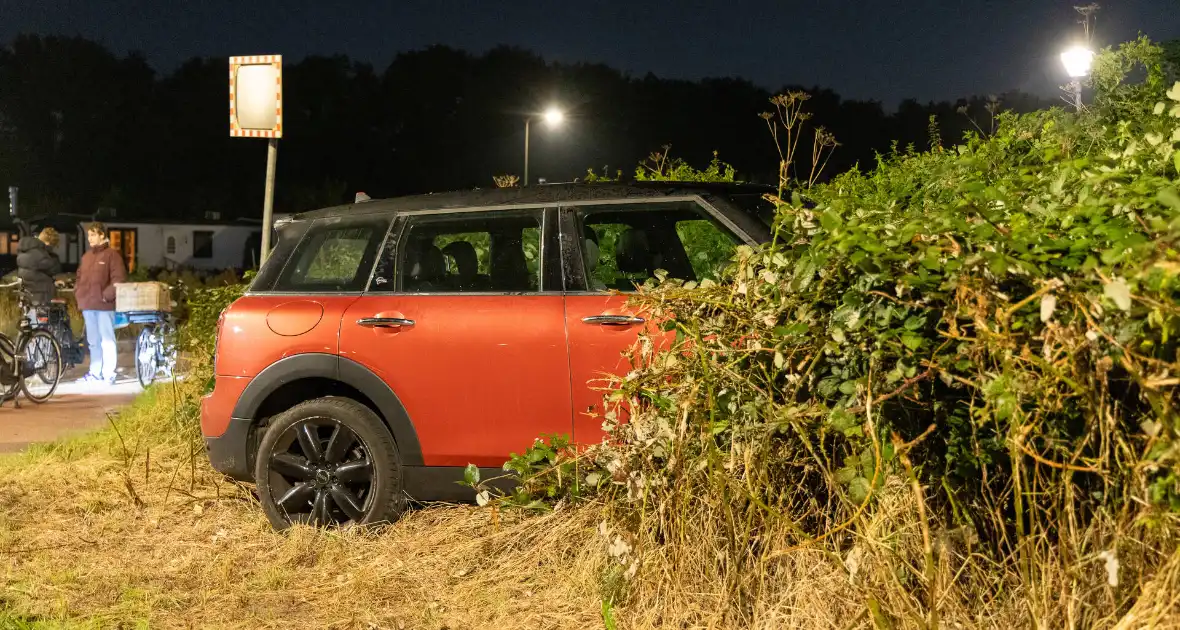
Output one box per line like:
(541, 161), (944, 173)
(524, 106), (564, 186)
(1060, 45), (1094, 111)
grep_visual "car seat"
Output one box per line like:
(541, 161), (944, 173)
(489, 234), (531, 291)
(582, 226), (607, 291)
(442, 241), (485, 290)
(406, 239), (446, 291)
(613, 227), (659, 290)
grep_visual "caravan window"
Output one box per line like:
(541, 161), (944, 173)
(193, 231), (214, 259)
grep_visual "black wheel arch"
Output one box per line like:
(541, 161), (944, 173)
(230, 353), (424, 466)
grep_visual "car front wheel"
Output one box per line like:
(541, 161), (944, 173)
(254, 397), (405, 530)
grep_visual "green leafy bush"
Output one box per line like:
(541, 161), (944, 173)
(180, 273), (251, 359)
(498, 39), (1180, 626)
(608, 36), (1180, 512)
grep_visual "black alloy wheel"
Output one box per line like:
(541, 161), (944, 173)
(254, 397), (404, 530)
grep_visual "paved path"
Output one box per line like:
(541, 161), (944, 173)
(0, 339), (141, 454)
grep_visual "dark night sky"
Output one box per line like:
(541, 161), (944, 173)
(2, 0), (1178, 107)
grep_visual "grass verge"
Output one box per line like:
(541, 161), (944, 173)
(0, 382), (606, 629)
(5, 383), (1176, 628)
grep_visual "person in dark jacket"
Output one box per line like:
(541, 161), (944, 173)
(15, 227), (62, 305)
(76, 222), (127, 385)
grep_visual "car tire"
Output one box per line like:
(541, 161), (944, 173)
(254, 396), (405, 530)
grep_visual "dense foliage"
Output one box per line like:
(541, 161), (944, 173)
(481, 39), (1180, 626)
(610, 35), (1179, 507)
(180, 276), (249, 359)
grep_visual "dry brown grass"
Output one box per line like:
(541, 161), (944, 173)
(610, 477), (1180, 629)
(0, 384), (607, 629)
(2, 379), (1178, 629)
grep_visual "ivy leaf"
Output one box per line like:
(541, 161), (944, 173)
(819, 209), (844, 231)
(1158, 187), (1180, 212)
(774, 322), (809, 337)
(901, 333), (924, 350)
(829, 409), (858, 434)
(834, 465), (858, 484)
(1167, 81), (1180, 102)
(463, 463), (480, 487)
(848, 476), (872, 504)
(1104, 278), (1132, 312)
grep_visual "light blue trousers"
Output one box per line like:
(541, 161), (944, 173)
(82, 310), (117, 380)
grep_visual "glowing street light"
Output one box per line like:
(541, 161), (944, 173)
(542, 107), (564, 127)
(1060, 45), (1094, 111)
(524, 106), (565, 186)
(1060, 45), (1095, 77)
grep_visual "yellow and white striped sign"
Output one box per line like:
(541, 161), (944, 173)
(229, 55), (283, 138)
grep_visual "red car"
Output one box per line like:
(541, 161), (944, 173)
(201, 182), (773, 528)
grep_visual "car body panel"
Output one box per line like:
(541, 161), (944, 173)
(562, 294), (645, 443)
(200, 375), (251, 438)
(338, 294), (572, 467)
(214, 294), (357, 378)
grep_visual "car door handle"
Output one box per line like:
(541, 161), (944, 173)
(357, 317), (415, 328)
(582, 314), (645, 326)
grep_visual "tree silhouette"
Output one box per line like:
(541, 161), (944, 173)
(0, 35), (1060, 222)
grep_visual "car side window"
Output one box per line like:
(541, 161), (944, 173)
(675, 218), (739, 283)
(373, 209), (546, 293)
(270, 216), (390, 293)
(574, 201), (740, 292)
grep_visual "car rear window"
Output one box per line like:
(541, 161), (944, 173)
(268, 216), (390, 293)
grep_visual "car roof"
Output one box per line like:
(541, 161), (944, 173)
(288, 181), (776, 222)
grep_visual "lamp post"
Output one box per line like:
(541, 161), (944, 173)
(1060, 45), (1094, 111)
(524, 107), (564, 186)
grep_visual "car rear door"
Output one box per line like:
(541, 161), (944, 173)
(560, 197), (758, 445)
(338, 207), (572, 468)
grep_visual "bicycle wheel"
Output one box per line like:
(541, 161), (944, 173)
(158, 320), (178, 379)
(19, 329), (62, 403)
(0, 334), (19, 402)
(136, 326), (158, 388)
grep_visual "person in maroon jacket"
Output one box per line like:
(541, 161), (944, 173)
(75, 222), (127, 385)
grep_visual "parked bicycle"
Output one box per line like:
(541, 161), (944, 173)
(0, 278), (64, 406)
(43, 282), (85, 371)
(128, 309), (177, 387)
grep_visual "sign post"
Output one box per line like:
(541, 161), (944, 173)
(229, 55), (283, 263)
